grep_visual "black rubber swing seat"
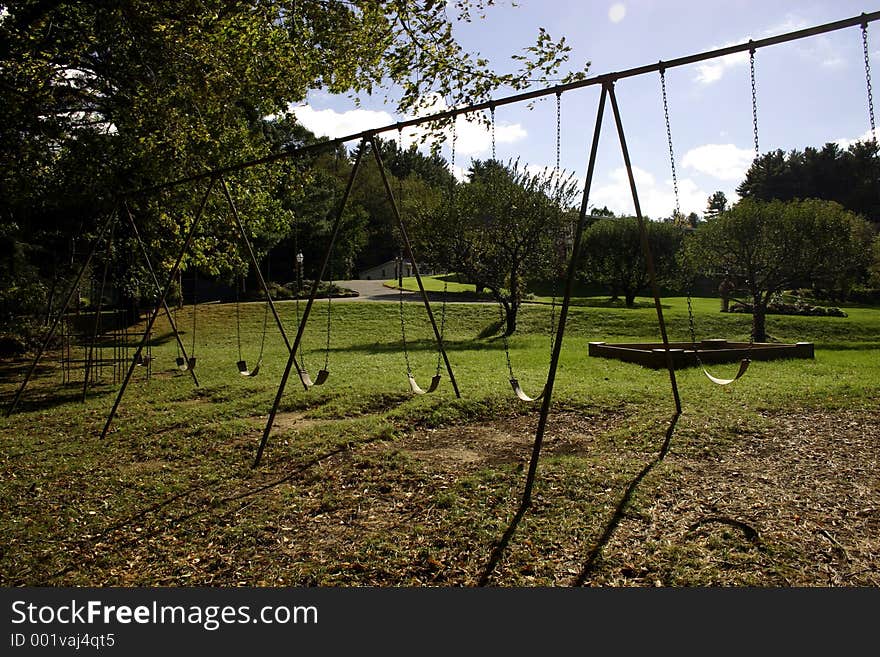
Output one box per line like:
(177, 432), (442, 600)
(176, 356), (196, 371)
(509, 378), (546, 402)
(134, 353), (151, 367)
(237, 359), (261, 377)
(408, 373), (441, 395)
(297, 368), (329, 388)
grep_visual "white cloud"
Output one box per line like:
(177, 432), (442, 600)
(694, 15), (810, 85)
(694, 45), (750, 85)
(608, 3), (626, 23)
(588, 166), (710, 219)
(681, 143), (755, 181)
(290, 105), (394, 140)
(834, 128), (877, 149)
(291, 96), (526, 161)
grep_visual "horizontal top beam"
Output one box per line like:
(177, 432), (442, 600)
(130, 9), (880, 196)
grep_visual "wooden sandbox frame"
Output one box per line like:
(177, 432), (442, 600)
(588, 339), (815, 369)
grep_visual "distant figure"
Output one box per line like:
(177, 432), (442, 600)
(719, 277), (734, 313)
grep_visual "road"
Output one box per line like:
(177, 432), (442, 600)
(334, 279), (417, 302)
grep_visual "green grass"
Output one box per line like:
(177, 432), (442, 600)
(1, 292), (878, 586)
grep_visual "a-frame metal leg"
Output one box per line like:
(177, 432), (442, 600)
(369, 136), (461, 399)
(521, 82), (684, 508)
(217, 176), (302, 367)
(521, 87), (608, 506)
(5, 207), (119, 417)
(606, 81), (682, 452)
(123, 202), (199, 387)
(253, 141), (366, 468)
(100, 178), (216, 439)
(81, 221), (114, 403)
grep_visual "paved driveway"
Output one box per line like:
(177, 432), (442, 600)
(335, 279), (417, 302)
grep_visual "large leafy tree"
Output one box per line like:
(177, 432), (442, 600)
(415, 159), (578, 335)
(0, 1), (588, 314)
(579, 216), (684, 307)
(684, 198), (873, 342)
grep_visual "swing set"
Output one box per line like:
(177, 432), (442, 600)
(7, 11), (877, 501)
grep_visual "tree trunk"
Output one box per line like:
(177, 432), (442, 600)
(751, 292), (767, 343)
(625, 291), (636, 307)
(504, 300), (518, 336)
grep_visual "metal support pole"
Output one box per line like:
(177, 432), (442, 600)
(5, 207), (118, 417)
(253, 142), (367, 468)
(100, 178), (216, 439)
(81, 221), (116, 402)
(369, 136), (461, 399)
(521, 86), (608, 507)
(218, 177), (299, 358)
(123, 202), (199, 387)
(607, 83), (683, 431)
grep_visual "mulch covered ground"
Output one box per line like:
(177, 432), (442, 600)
(3, 406), (877, 587)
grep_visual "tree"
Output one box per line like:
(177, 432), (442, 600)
(705, 191), (728, 220)
(0, 1), (588, 321)
(684, 198), (873, 342)
(579, 217), (684, 307)
(350, 137), (455, 274)
(414, 159), (578, 335)
(737, 142), (880, 225)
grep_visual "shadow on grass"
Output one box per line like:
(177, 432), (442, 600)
(814, 342), (880, 351)
(476, 410), (681, 587)
(478, 498), (530, 586)
(17, 438), (374, 586)
(572, 410), (680, 586)
(1, 383), (123, 417)
(0, 359), (54, 385)
(323, 338), (511, 355)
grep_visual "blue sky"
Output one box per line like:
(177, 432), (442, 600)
(291, 1), (880, 218)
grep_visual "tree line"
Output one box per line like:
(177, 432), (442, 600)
(2, 3), (879, 351)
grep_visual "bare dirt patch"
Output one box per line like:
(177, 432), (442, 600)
(399, 410), (626, 468)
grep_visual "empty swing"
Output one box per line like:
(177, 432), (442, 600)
(393, 126), (448, 394)
(291, 214), (331, 389)
(234, 268), (270, 377)
(175, 267), (198, 371)
(494, 94), (562, 402)
(659, 65), (750, 385)
(499, 292), (558, 402)
(397, 263), (447, 394)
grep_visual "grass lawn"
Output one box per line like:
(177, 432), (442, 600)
(1, 288), (878, 586)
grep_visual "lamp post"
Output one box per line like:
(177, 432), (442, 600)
(296, 251), (304, 296)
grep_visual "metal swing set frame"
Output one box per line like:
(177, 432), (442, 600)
(6, 11), (878, 504)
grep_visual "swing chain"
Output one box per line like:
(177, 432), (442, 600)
(323, 265), (332, 371)
(863, 22), (877, 141)
(659, 66), (681, 216)
(555, 91), (562, 175)
(435, 278), (448, 376)
(499, 301), (515, 380)
(686, 288), (698, 346)
(235, 276), (243, 361)
(432, 119), (457, 376)
(750, 45), (759, 156)
(550, 90), (561, 359)
(398, 261), (413, 377)
(396, 125), (414, 377)
(490, 104), (496, 160)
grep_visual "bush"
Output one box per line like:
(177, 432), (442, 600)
(729, 301), (847, 317)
